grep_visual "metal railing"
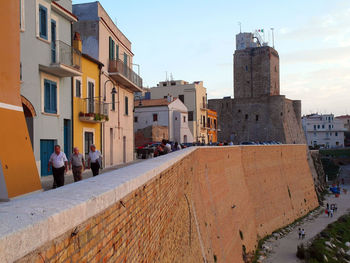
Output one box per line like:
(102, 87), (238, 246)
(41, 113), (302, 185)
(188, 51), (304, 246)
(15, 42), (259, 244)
(52, 40), (81, 70)
(78, 98), (109, 121)
(108, 59), (142, 88)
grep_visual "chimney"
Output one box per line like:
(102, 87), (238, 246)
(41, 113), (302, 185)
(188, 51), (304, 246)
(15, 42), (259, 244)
(73, 32), (82, 53)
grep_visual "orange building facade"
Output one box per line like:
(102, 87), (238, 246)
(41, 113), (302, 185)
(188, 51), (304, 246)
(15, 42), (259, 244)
(207, 109), (218, 143)
(0, 1), (41, 199)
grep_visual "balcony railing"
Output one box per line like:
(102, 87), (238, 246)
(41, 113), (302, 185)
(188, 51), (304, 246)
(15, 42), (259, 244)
(108, 59), (142, 91)
(78, 98), (109, 123)
(40, 40), (82, 77)
(52, 40), (81, 69)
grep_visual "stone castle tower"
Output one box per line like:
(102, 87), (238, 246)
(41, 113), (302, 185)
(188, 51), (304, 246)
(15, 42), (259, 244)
(208, 32), (305, 144)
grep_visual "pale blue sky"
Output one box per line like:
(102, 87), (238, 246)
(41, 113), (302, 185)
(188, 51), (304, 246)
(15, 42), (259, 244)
(72, 0), (350, 115)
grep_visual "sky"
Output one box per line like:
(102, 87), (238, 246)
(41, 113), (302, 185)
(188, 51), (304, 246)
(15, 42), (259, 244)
(72, 0), (350, 115)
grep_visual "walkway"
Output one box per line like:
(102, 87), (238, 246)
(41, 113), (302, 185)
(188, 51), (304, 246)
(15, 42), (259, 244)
(264, 164), (350, 263)
(41, 159), (144, 191)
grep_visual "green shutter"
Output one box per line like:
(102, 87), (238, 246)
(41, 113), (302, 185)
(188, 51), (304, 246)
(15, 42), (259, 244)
(109, 37), (112, 59)
(116, 44), (119, 60)
(125, 96), (128, 115)
(112, 40), (115, 60)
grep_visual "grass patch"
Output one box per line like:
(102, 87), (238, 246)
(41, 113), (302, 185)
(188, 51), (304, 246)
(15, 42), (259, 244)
(298, 213), (350, 263)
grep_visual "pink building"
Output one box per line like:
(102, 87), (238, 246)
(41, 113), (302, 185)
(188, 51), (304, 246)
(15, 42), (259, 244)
(73, 2), (142, 167)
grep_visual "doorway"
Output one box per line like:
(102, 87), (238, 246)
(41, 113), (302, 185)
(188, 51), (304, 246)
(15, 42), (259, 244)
(40, 139), (55, 176)
(110, 128), (113, 166)
(84, 131), (94, 163)
(64, 119), (71, 159)
(123, 136), (126, 163)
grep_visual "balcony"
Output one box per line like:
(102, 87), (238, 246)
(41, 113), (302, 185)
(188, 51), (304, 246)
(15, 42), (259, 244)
(108, 59), (142, 92)
(78, 98), (109, 123)
(39, 40), (82, 77)
(200, 103), (208, 111)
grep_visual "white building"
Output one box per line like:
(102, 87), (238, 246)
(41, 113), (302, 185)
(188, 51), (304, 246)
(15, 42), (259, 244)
(302, 114), (345, 148)
(150, 80), (208, 143)
(134, 98), (194, 143)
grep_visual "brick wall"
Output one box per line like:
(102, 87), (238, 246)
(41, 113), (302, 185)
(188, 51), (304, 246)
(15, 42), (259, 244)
(1, 145), (318, 263)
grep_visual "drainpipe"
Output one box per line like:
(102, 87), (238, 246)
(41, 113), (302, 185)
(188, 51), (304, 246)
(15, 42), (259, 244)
(99, 65), (103, 167)
(70, 23), (74, 154)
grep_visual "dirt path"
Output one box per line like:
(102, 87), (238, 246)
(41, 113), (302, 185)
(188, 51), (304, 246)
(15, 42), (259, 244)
(264, 165), (350, 263)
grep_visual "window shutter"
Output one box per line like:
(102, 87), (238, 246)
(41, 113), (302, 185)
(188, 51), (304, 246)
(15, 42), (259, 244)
(44, 80), (50, 112)
(109, 37), (112, 59)
(52, 82), (57, 113)
(116, 45), (119, 60)
(112, 40), (115, 60)
(39, 5), (47, 39)
(125, 96), (128, 115)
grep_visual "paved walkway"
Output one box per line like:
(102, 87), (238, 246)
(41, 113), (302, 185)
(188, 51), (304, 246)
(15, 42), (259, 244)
(265, 164), (350, 263)
(41, 159), (144, 191)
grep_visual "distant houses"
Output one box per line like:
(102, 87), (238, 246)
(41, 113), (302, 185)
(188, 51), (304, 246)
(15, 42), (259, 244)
(302, 114), (346, 148)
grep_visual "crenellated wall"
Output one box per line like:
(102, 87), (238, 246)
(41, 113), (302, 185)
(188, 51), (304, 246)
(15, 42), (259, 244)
(0, 145), (318, 263)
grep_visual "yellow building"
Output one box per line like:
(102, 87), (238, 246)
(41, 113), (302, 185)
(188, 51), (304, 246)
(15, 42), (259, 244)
(73, 33), (104, 161)
(207, 109), (218, 143)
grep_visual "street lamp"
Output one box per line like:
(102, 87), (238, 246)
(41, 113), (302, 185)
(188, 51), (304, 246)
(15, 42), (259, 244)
(103, 79), (116, 101)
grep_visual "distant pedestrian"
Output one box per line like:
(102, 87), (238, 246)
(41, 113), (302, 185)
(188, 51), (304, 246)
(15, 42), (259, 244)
(301, 229), (305, 239)
(48, 145), (68, 188)
(69, 147), (85, 182)
(326, 203), (329, 210)
(298, 228), (302, 239)
(88, 145), (102, 176)
(330, 209), (334, 218)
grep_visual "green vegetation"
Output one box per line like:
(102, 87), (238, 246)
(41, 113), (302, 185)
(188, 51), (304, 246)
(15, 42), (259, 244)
(321, 158), (340, 181)
(297, 213), (350, 263)
(319, 148), (350, 158)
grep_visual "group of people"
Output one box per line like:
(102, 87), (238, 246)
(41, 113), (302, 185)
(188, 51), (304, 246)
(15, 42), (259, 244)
(325, 203), (337, 218)
(298, 228), (306, 239)
(154, 139), (185, 157)
(48, 144), (102, 188)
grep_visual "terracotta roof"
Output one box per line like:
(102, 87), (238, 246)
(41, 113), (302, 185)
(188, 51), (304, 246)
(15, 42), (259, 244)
(135, 98), (171, 108)
(52, 1), (78, 21)
(336, 115), (350, 119)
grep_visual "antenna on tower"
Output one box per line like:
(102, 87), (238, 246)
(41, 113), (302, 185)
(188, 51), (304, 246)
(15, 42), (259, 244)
(271, 27), (275, 48)
(238, 22), (242, 33)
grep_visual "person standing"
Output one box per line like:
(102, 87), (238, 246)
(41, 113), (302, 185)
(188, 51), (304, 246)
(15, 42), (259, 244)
(301, 229), (305, 239)
(69, 147), (85, 182)
(88, 144), (102, 176)
(298, 228), (302, 239)
(48, 145), (68, 188)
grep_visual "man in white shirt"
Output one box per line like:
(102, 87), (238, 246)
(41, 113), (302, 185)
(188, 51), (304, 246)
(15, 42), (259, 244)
(88, 144), (102, 176)
(48, 145), (68, 187)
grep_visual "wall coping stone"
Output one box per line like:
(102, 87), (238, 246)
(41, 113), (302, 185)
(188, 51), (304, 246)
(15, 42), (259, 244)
(0, 147), (198, 263)
(0, 144), (305, 262)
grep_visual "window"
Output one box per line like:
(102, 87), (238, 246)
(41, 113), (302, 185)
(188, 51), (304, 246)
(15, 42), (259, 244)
(75, 79), (81, 97)
(123, 52), (128, 66)
(256, 115), (259, 121)
(245, 65), (248, 71)
(163, 83), (167, 86)
(188, 111), (193, 121)
(116, 44), (119, 60)
(134, 116), (138, 123)
(202, 116), (206, 127)
(109, 37), (115, 60)
(179, 94), (184, 103)
(317, 125), (320, 129)
(163, 96), (167, 99)
(214, 119), (217, 129)
(44, 79), (57, 114)
(87, 81), (95, 113)
(245, 114), (248, 120)
(335, 132), (338, 136)
(124, 96), (128, 115)
(112, 93), (116, 111)
(329, 124), (331, 129)
(153, 114), (158, 122)
(171, 82), (176, 86)
(207, 117), (210, 126)
(183, 116), (186, 123)
(322, 124), (324, 129)
(313, 125), (316, 130)
(39, 5), (48, 39)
